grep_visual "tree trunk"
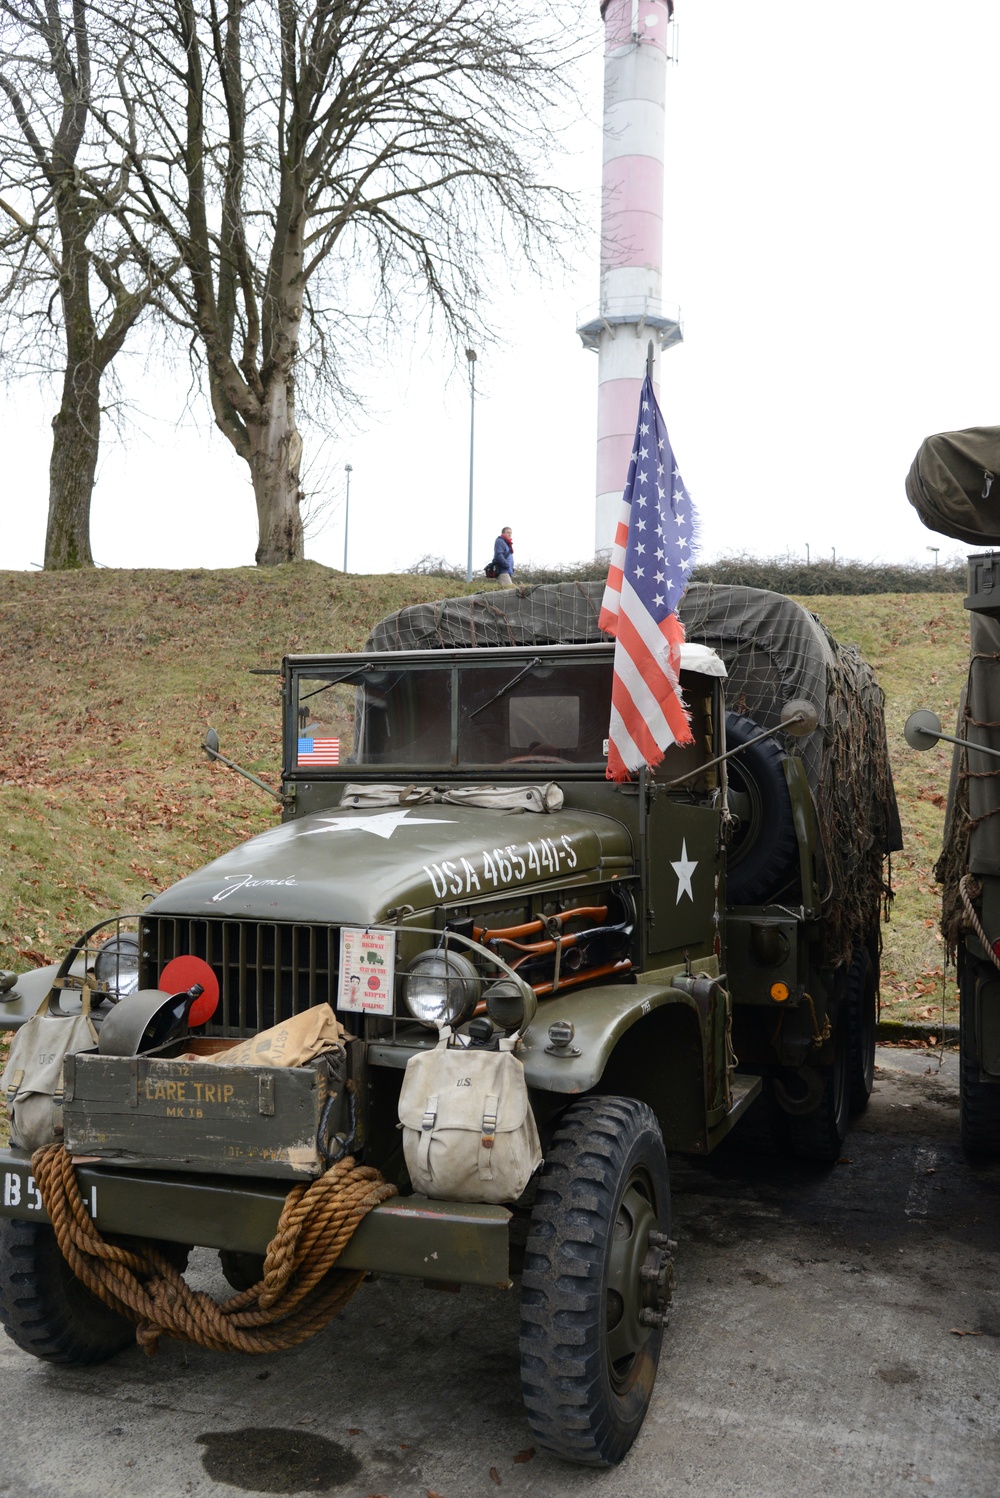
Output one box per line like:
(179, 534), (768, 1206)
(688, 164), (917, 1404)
(248, 368), (305, 566)
(44, 361), (101, 570)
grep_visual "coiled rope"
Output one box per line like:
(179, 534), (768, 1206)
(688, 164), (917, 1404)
(31, 1143), (397, 1355)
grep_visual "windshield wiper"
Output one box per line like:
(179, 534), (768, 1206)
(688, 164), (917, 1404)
(468, 657), (542, 719)
(299, 662), (374, 704)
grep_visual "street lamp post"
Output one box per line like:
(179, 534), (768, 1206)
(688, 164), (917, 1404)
(465, 348), (477, 585)
(343, 463), (352, 572)
(927, 546), (940, 571)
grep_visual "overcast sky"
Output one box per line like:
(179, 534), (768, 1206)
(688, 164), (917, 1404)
(4, 0), (994, 575)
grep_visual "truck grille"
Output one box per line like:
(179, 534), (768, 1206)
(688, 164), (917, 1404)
(139, 915), (339, 1036)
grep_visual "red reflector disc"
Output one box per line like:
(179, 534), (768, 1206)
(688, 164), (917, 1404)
(159, 955), (220, 1026)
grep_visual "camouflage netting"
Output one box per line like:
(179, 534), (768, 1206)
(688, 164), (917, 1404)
(367, 582), (901, 965)
(935, 611), (1000, 960)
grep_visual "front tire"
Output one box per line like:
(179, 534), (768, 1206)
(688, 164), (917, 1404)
(0, 1218), (135, 1365)
(519, 1097), (671, 1467)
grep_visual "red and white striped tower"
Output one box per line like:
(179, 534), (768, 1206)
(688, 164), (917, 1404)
(578, 0), (682, 554)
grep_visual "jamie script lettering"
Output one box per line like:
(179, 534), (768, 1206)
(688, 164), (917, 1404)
(212, 874), (298, 903)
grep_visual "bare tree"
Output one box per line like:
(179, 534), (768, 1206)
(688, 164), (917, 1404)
(106, 0), (580, 565)
(0, 0), (165, 568)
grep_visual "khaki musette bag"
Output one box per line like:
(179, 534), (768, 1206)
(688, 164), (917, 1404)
(1, 987), (99, 1152)
(398, 1029), (542, 1205)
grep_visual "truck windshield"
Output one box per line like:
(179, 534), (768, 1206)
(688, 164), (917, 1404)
(290, 658), (615, 771)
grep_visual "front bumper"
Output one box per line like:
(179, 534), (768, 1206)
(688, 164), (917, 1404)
(0, 1148), (512, 1289)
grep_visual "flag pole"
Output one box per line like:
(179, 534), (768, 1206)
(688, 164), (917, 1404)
(598, 341), (696, 781)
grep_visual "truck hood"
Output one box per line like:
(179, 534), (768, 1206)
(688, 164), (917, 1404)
(146, 803), (633, 924)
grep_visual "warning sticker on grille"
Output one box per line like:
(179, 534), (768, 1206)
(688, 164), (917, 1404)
(337, 927), (395, 1015)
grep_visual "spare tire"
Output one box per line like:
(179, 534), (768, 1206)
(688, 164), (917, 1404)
(724, 711), (799, 905)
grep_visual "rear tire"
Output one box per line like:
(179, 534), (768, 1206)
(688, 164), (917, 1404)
(785, 1007), (851, 1163)
(847, 944), (877, 1114)
(520, 1097), (671, 1467)
(0, 1218), (135, 1365)
(959, 958), (1000, 1157)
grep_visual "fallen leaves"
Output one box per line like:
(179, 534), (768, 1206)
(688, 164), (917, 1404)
(15, 948), (47, 966)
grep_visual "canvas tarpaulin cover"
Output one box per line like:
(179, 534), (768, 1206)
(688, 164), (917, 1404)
(905, 424), (1000, 949)
(906, 426), (1000, 544)
(367, 582), (901, 962)
(935, 610), (1000, 956)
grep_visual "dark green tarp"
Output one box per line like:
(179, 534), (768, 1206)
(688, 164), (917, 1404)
(367, 582), (901, 961)
(906, 426), (1000, 544)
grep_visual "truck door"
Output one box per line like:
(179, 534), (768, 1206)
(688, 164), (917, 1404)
(644, 676), (723, 962)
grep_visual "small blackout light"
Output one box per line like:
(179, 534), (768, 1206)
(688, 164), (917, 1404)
(770, 982), (790, 1002)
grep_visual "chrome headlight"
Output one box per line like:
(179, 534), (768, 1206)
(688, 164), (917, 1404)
(94, 935), (140, 997)
(402, 950), (479, 1028)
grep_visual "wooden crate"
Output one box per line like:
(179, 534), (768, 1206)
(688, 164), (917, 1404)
(63, 1039), (346, 1179)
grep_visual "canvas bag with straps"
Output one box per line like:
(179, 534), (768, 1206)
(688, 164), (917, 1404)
(1, 985), (99, 1151)
(397, 1028), (542, 1204)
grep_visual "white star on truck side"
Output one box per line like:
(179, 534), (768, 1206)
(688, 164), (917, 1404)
(671, 840), (698, 903)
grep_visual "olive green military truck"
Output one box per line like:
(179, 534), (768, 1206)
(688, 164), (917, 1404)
(906, 426), (1000, 1156)
(0, 581), (899, 1467)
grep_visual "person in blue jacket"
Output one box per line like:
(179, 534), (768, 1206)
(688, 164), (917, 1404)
(492, 526), (514, 587)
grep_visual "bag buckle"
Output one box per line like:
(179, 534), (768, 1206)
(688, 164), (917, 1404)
(481, 1095), (499, 1150)
(421, 1093), (439, 1131)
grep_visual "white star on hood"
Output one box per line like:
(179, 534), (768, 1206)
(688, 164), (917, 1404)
(301, 809), (456, 839)
(671, 839), (698, 903)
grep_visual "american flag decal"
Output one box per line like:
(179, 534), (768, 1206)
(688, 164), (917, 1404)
(599, 372), (695, 781)
(297, 737), (341, 767)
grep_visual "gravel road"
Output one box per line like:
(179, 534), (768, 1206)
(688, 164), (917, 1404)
(2, 1045), (997, 1498)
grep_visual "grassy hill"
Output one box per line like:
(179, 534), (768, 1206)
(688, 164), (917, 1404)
(0, 566), (968, 1040)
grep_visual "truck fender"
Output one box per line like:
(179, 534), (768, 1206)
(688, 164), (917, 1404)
(519, 978), (706, 1096)
(0, 964), (65, 1031)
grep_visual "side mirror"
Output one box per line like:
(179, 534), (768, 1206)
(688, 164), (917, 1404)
(199, 726), (283, 802)
(904, 710), (942, 751)
(903, 709), (1000, 764)
(780, 698), (819, 738)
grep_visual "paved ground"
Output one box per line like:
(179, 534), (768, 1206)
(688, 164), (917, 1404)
(2, 1046), (998, 1498)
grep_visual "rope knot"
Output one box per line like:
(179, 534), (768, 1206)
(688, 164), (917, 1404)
(30, 1142), (397, 1356)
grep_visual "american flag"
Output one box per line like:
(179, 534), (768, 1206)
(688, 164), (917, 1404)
(297, 737), (340, 767)
(599, 372), (695, 781)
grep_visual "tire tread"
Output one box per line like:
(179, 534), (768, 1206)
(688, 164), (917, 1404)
(519, 1096), (668, 1467)
(1, 1218), (134, 1366)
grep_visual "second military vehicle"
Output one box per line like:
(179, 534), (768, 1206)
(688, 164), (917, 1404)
(907, 426), (1000, 1155)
